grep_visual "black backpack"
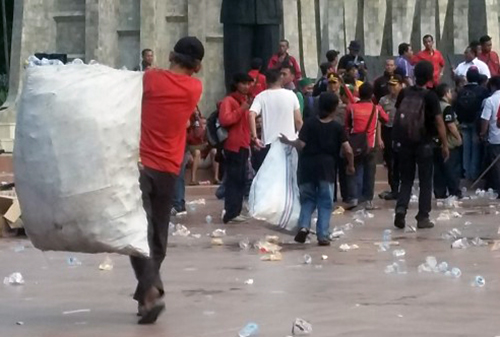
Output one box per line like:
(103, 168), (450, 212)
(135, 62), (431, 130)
(206, 109), (228, 147)
(455, 86), (482, 124)
(393, 88), (427, 145)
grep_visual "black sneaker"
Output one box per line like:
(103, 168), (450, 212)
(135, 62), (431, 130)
(394, 213), (406, 229)
(317, 238), (331, 246)
(417, 218), (435, 229)
(384, 192), (399, 201)
(294, 228), (309, 244)
(378, 191), (390, 200)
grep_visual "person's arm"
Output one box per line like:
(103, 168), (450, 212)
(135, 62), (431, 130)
(280, 134), (305, 150)
(341, 141), (355, 175)
(294, 108), (303, 132)
(436, 114), (449, 161)
(443, 106), (461, 142)
(481, 98), (493, 140)
(496, 104), (500, 129)
(447, 122), (462, 143)
(292, 57), (302, 79)
(219, 98), (248, 127)
(376, 122), (384, 151)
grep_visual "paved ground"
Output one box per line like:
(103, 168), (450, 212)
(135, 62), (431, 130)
(1, 187), (500, 337)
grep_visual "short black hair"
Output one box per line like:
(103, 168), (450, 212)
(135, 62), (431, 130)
(469, 41), (480, 56)
(414, 60), (434, 86)
(398, 43), (411, 56)
(142, 48), (153, 57)
(320, 62), (332, 76)
(480, 35), (492, 45)
(489, 76), (500, 90)
(230, 72), (254, 92)
(326, 50), (339, 63)
(250, 58), (263, 71)
(265, 69), (282, 85)
(280, 63), (296, 76)
(435, 83), (450, 99)
(466, 67), (480, 83)
(358, 82), (374, 100)
(343, 74), (356, 85)
(171, 53), (200, 70)
(423, 34), (434, 42)
(318, 92), (340, 118)
(280, 39), (290, 47)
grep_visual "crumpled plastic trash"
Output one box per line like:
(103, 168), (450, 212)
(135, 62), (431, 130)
(211, 238), (224, 246)
(486, 188), (498, 200)
(67, 257), (82, 266)
(339, 243), (359, 252)
(410, 195), (418, 203)
(332, 206), (345, 215)
(404, 225), (417, 233)
(491, 240), (500, 251)
(292, 318), (313, 335)
(303, 254), (312, 264)
(471, 237), (488, 247)
(385, 261), (407, 274)
(444, 196), (461, 209)
(475, 189), (486, 198)
(244, 279), (254, 285)
(342, 223), (354, 231)
(464, 221), (472, 226)
(473, 275), (486, 287)
(239, 238), (251, 250)
(451, 238), (470, 249)
(354, 209), (374, 219)
(191, 233), (202, 239)
(418, 256), (438, 273)
(205, 215), (213, 224)
(442, 228), (462, 241)
(392, 249), (406, 258)
(187, 198), (206, 205)
(172, 224), (191, 237)
(3, 272), (25, 285)
(211, 229), (226, 238)
(238, 322), (259, 337)
(255, 240), (282, 254)
(321, 255), (328, 260)
(260, 252), (282, 261)
(437, 210), (462, 221)
(265, 235), (280, 244)
(354, 218), (365, 226)
(98, 256), (114, 271)
(329, 229), (345, 240)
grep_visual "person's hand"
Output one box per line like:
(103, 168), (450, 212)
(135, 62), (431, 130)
(378, 139), (385, 151)
(441, 146), (450, 162)
(240, 101), (250, 111)
(279, 133), (290, 145)
(346, 165), (355, 176)
(252, 137), (265, 149)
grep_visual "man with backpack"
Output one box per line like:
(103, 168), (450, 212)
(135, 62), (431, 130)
(455, 67), (490, 181)
(218, 73), (254, 224)
(393, 61), (449, 230)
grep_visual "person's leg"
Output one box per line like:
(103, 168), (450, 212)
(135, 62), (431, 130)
(172, 151), (189, 212)
(223, 24), (253, 91)
(461, 126), (471, 180)
(416, 143), (434, 222)
(395, 147), (417, 218)
(223, 149), (247, 223)
(392, 149), (400, 195)
(382, 126), (393, 192)
(444, 147), (462, 197)
(487, 145), (500, 192)
(362, 150), (376, 203)
(191, 149), (201, 184)
(297, 182), (317, 231)
(338, 158), (349, 202)
(354, 158), (364, 203)
(471, 131), (482, 180)
(316, 181), (335, 242)
(210, 149), (220, 183)
(433, 146), (447, 199)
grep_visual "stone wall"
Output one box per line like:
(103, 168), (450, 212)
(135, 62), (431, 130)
(1, 0), (499, 151)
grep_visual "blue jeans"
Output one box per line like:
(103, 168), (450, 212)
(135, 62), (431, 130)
(462, 124), (481, 180)
(172, 151), (190, 211)
(298, 181), (335, 240)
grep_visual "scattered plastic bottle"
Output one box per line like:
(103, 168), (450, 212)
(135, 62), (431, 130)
(426, 256), (438, 269)
(464, 221), (472, 226)
(205, 215), (213, 225)
(383, 229), (392, 242)
(3, 272), (24, 285)
(487, 188), (499, 200)
(239, 238), (251, 250)
(238, 322), (259, 337)
(473, 275), (486, 287)
(450, 267), (462, 278)
(188, 204), (197, 212)
(303, 254), (312, 265)
(385, 262), (398, 274)
(451, 238), (469, 249)
(392, 249), (406, 258)
(395, 260), (408, 274)
(437, 261), (449, 273)
(471, 237), (488, 247)
(67, 257), (82, 266)
(72, 58), (84, 65)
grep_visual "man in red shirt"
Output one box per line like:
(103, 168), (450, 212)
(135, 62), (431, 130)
(268, 39), (302, 80)
(131, 36), (204, 325)
(248, 58), (267, 97)
(412, 34), (445, 87)
(345, 82), (389, 210)
(479, 35), (500, 77)
(219, 73), (254, 223)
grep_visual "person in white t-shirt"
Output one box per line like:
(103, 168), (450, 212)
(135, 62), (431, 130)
(454, 45), (491, 79)
(249, 68), (303, 170)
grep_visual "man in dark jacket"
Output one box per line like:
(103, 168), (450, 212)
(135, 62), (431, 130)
(220, 0), (283, 90)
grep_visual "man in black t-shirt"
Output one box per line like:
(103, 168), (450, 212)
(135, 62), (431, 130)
(393, 61), (449, 230)
(338, 41), (367, 81)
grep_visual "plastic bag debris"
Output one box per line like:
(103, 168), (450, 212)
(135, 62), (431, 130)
(211, 238), (224, 246)
(191, 234), (202, 239)
(464, 221), (472, 226)
(392, 249), (406, 258)
(205, 215), (213, 225)
(410, 195), (418, 203)
(244, 279), (254, 285)
(260, 252), (282, 261)
(211, 229), (226, 238)
(339, 243), (359, 252)
(385, 261), (407, 274)
(255, 240), (282, 254)
(321, 255), (328, 260)
(265, 235), (280, 244)
(67, 257), (82, 266)
(303, 254), (312, 264)
(332, 206), (345, 215)
(418, 256), (438, 273)
(3, 272), (24, 285)
(404, 225), (417, 233)
(442, 228), (462, 241)
(238, 322), (259, 337)
(342, 223), (354, 231)
(239, 238), (251, 250)
(187, 199), (206, 206)
(491, 240), (500, 251)
(292, 318), (313, 335)
(471, 237), (488, 247)
(98, 256), (114, 271)
(329, 229), (345, 240)
(172, 224), (191, 237)
(451, 238), (470, 249)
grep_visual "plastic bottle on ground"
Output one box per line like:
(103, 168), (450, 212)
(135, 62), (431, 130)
(238, 322), (259, 337)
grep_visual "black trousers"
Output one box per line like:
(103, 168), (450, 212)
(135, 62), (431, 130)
(336, 157), (350, 202)
(382, 125), (400, 193)
(130, 166), (177, 304)
(223, 24), (280, 90)
(434, 146), (461, 198)
(487, 144), (500, 192)
(223, 148), (250, 222)
(395, 143), (434, 220)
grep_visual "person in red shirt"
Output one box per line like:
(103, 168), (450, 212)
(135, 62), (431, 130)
(479, 35), (500, 77)
(412, 34), (445, 87)
(345, 82), (389, 210)
(267, 39), (302, 80)
(248, 58), (267, 97)
(132, 36), (204, 325)
(219, 73), (254, 223)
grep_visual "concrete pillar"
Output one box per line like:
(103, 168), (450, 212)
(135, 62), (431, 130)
(438, 0), (449, 40)
(85, 0), (118, 67)
(325, 0), (346, 53)
(344, 0), (358, 52)
(453, 0), (469, 53)
(187, 0), (207, 105)
(283, 0), (300, 62)
(420, 0), (436, 41)
(392, 0), (416, 55)
(300, 0), (318, 77)
(485, 0), (500, 52)
(363, 0), (387, 56)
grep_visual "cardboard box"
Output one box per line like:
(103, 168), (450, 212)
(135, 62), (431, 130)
(0, 193), (23, 237)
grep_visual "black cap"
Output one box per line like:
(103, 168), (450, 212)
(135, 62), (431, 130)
(348, 40), (361, 51)
(232, 72), (254, 84)
(174, 36), (205, 62)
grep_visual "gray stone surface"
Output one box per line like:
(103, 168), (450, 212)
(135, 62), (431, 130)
(1, 189), (500, 336)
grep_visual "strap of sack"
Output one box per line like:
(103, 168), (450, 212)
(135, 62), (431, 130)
(365, 104), (377, 133)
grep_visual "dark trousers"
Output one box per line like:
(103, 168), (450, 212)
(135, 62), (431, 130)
(396, 143), (434, 220)
(223, 148), (250, 222)
(336, 157), (350, 202)
(382, 125), (400, 193)
(351, 150), (376, 202)
(251, 144), (271, 173)
(487, 144), (500, 192)
(223, 24), (280, 90)
(172, 151), (190, 211)
(434, 147), (461, 198)
(130, 166), (177, 304)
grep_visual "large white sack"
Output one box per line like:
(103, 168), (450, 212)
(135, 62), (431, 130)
(14, 64), (149, 256)
(249, 141), (300, 231)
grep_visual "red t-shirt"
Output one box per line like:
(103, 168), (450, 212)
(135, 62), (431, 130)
(478, 51), (500, 77)
(345, 102), (389, 148)
(248, 70), (267, 97)
(140, 69), (203, 174)
(412, 49), (445, 86)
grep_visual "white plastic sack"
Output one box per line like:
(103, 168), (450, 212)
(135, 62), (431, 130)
(249, 141), (300, 231)
(14, 64), (149, 256)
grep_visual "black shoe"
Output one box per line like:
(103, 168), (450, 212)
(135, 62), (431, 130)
(294, 228), (309, 244)
(394, 213), (406, 229)
(317, 238), (331, 246)
(138, 300), (165, 325)
(384, 192), (399, 201)
(417, 218), (435, 229)
(378, 191), (390, 200)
